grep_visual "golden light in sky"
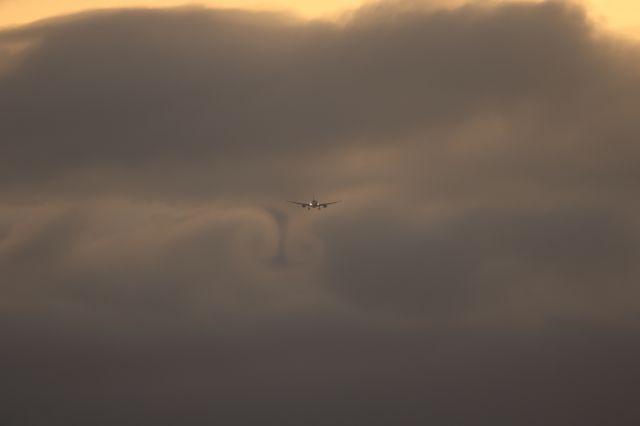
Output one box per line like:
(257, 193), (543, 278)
(1, 0), (640, 38)
(1, 0), (362, 26)
(587, 0), (640, 36)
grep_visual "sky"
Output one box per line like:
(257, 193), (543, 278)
(2, 0), (640, 36)
(1, 1), (640, 425)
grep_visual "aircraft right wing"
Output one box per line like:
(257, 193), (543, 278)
(287, 201), (308, 206)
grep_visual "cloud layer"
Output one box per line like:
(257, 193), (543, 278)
(1, 1), (640, 424)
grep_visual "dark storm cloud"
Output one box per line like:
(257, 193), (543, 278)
(3, 318), (640, 426)
(2, 2), (640, 425)
(319, 206), (640, 320)
(0, 1), (626, 195)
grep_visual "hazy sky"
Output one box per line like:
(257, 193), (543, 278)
(1, 1), (640, 425)
(2, 0), (640, 35)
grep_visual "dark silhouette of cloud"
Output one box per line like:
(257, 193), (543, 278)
(2, 1), (631, 196)
(1, 1), (640, 425)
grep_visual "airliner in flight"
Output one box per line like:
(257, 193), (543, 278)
(288, 197), (341, 210)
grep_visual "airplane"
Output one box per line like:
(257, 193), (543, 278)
(288, 196), (341, 210)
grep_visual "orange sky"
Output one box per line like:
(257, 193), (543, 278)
(0, 0), (639, 37)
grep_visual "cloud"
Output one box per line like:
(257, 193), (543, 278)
(2, 317), (640, 426)
(1, 2), (640, 424)
(0, 2), (626, 195)
(320, 205), (640, 322)
(1, 0), (638, 326)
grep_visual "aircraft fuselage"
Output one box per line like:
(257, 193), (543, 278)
(303, 200), (326, 209)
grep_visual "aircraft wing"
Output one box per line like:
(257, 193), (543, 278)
(321, 200), (342, 206)
(287, 200), (308, 206)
